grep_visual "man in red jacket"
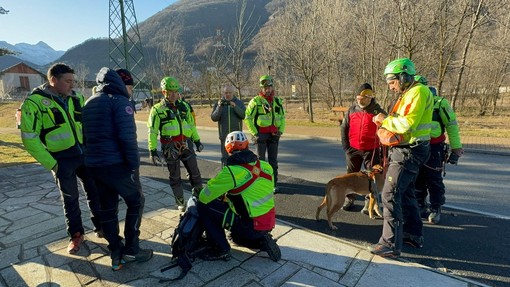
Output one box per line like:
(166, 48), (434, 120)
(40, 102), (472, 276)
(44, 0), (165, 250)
(340, 83), (387, 213)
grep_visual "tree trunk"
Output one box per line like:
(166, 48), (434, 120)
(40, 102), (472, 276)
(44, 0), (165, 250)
(307, 81), (314, 123)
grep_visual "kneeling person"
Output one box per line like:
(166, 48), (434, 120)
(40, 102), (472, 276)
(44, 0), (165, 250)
(197, 131), (281, 261)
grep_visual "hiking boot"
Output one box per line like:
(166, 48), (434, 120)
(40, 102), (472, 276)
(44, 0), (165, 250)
(260, 233), (281, 262)
(341, 196), (355, 211)
(176, 196), (186, 212)
(111, 249), (125, 271)
(403, 232), (424, 248)
(361, 197), (370, 215)
(428, 207), (441, 224)
(67, 232), (84, 254)
(368, 243), (400, 258)
(418, 203), (429, 219)
(201, 248), (231, 261)
(94, 230), (104, 239)
(122, 248), (154, 263)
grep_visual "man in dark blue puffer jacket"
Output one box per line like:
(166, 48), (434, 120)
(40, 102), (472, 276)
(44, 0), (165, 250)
(82, 67), (153, 271)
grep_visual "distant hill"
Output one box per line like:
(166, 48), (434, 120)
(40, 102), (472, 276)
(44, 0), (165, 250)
(56, 38), (109, 79)
(140, 0), (272, 57)
(0, 41), (64, 66)
(0, 55), (42, 73)
(53, 0), (276, 79)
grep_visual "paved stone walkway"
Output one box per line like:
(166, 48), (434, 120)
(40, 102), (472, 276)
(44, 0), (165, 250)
(0, 164), (489, 287)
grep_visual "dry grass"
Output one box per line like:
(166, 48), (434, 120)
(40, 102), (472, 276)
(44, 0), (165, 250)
(0, 133), (37, 167)
(1, 100), (509, 168)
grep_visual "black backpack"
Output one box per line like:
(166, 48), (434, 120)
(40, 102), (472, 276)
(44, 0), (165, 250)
(160, 196), (207, 281)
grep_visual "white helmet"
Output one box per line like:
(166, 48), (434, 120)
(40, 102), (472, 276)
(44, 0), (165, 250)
(225, 131), (249, 153)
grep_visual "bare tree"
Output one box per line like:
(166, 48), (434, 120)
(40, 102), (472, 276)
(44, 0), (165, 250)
(451, 0), (495, 109)
(259, 0), (330, 122)
(206, 0), (259, 100)
(74, 64), (89, 94)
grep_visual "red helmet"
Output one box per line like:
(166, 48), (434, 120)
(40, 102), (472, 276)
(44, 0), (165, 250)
(225, 131), (249, 153)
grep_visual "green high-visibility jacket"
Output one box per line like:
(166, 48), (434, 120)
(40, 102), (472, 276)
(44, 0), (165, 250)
(244, 95), (286, 136)
(199, 160), (275, 219)
(430, 96), (462, 149)
(382, 83), (434, 145)
(147, 99), (199, 151)
(20, 87), (85, 170)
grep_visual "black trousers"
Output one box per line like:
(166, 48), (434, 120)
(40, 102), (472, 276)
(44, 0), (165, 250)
(345, 147), (381, 173)
(415, 142), (446, 209)
(53, 155), (102, 238)
(197, 200), (266, 252)
(91, 164), (145, 254)
(163, 142), (203, 198)
(379, 142), (430, 251)
(255, 133), (280, 184)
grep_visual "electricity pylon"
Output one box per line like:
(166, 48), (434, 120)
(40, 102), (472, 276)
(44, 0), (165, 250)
(108, 0), (146, 95)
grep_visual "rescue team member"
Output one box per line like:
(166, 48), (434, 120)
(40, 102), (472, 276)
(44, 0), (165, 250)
(244, 75), (286, 193)
(211, 84), (246, 166)
(369, 58), (433, 257)
(19, 63), (102, 254)
(340, 83), (387, 214)
(148, 77), (204, 211)
(414, 75), (463, 224)
(197, 131), (281, 262)
(83, 67), (153, 270)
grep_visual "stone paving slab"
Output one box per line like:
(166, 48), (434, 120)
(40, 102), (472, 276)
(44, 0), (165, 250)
(0, 164), (489, 287)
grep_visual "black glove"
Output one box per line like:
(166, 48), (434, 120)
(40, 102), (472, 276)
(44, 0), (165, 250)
(194, 141), (204, 152)
(150, 150), (162, 166)
(447, 152), (460, 165)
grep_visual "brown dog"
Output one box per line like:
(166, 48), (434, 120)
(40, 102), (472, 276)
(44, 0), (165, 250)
(315, 165), (385, 230)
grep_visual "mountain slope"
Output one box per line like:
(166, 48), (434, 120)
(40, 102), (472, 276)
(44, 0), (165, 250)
(54, 0), (275, 79)
(0, 41), (64, 66)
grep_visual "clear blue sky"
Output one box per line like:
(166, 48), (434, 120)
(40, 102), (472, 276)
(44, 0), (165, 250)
(0, 0), (176, 51)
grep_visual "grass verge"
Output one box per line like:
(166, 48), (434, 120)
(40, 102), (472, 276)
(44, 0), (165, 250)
(0, 133), (36, 168)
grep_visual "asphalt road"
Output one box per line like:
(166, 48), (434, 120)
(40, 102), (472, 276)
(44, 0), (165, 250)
(136, 122), (510, 287)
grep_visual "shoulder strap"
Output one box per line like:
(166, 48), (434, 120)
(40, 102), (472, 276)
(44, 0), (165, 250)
(229, 160), (272, 194)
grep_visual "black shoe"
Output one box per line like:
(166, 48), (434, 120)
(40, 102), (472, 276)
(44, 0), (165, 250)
(260, 233), (281, 262)
(122, 248), (154, 263)
(403, 232), (424, 248)
(176, 197), (186, 212)
(341, 196), (355, 211)
(94, 230), (105, 239)
(368, 243), (400, 258)
(201, 248), (231, 261)
(418, 203), (429, 219)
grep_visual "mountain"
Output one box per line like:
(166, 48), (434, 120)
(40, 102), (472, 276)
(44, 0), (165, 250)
(54, 0), (277, 79)
(0, 41), (65, 66)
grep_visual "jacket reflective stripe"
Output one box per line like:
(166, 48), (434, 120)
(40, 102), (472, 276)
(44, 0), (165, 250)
(21, 131), (38, 139)
(252, 193), (273, 208)
(47, 132), (72, 141)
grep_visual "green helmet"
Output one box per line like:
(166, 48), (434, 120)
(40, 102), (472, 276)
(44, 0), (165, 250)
(259, 75), (273, 87)
(160, 76), (180, 91)
(414, 75), (428, 85)
(384, 58), (416, 77)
